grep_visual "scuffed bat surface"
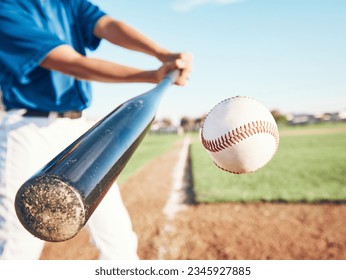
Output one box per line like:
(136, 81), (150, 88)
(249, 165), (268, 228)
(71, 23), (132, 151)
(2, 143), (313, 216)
(15, 176), (86, 242)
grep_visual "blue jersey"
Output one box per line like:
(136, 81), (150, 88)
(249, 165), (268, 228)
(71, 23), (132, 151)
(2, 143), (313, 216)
(0, 0), (106, 112)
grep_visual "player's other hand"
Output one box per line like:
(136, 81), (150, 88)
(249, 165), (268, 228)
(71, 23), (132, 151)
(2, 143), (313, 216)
(156, 52), (193, 86)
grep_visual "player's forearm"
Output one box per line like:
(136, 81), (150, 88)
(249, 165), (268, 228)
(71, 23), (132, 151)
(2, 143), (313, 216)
(71, 57), (158, 83)
(94, 16), (170, 62)
(41, 45), (158, 83)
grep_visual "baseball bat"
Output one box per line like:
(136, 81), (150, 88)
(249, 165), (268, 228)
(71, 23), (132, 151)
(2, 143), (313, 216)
(15, 70), (180, 242)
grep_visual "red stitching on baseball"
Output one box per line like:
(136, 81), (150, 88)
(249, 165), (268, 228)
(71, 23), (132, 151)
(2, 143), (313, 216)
(201, 120), (279, 153)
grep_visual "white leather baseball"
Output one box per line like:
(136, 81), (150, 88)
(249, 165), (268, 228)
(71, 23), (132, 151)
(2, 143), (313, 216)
(201, 96), (279, 174)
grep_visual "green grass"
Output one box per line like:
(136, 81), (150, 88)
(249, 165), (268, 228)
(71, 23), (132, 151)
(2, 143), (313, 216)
(117, 133), (180, 184)
(278, 121), (346, 131)
(191, 123), (346, 203)
(115, 123), (346, 203)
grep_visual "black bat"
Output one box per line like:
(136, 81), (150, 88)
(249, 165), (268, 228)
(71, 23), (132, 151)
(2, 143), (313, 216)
(15, 70), (179, 242)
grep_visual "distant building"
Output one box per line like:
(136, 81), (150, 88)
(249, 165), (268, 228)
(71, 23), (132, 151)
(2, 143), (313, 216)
(287, 109), (346, 125)
(286, 114), (316, 125)
(338, 109), (346, 121)
(150, 119), (178, 134)
(180, 115), (206, 132)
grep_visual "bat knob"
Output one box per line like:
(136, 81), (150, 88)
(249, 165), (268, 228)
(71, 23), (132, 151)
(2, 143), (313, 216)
(15, 176), (86, 242)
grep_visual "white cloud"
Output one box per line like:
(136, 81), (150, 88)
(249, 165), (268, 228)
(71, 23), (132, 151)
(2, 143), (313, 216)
(173, 0), (244, 12)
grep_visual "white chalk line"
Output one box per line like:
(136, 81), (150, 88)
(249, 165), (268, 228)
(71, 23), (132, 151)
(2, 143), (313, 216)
(157, 136), (191, 260)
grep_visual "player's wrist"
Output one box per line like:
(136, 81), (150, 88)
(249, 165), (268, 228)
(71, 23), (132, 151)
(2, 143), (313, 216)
(137, 70), (159, 84)
(155, 48), (174, 62)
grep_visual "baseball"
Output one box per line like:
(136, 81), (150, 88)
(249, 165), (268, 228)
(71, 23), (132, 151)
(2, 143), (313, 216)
(200, 96), (279, 174)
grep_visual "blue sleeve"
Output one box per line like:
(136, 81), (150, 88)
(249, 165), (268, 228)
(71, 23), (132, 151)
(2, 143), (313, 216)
(73, 0), (106, 51)
(0, 10), (65, 84)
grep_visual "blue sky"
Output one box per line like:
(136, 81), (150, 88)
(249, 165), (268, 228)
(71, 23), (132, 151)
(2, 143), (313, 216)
(86, 0), (346, 124)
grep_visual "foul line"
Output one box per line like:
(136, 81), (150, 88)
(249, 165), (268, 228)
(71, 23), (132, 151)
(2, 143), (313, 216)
(157, 136), (191, 259)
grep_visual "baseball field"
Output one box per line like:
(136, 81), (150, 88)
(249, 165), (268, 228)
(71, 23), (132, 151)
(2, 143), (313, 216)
(40, 122), (346, 260)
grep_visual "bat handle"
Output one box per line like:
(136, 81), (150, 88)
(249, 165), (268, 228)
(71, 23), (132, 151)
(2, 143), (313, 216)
(150, 69), (180, 99)
(165, 69), (180, 84)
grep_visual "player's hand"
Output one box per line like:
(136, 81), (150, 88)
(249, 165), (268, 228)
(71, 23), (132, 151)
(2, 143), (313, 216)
(156, 52), (193, 86)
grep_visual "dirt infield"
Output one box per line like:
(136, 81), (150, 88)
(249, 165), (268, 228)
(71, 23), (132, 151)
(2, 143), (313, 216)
(40, 139), (346, 260)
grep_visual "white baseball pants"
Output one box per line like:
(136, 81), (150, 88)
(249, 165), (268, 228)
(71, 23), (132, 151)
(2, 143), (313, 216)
(0, 110), (138, 260)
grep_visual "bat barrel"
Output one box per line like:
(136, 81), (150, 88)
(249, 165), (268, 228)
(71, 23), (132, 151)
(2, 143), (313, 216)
(15, 70), (179, 242)
(15, 176), (85, 242)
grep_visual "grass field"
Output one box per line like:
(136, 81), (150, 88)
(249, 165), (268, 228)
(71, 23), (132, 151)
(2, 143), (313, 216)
(191, 123), (346, 203)
(118, 123), (346, 203)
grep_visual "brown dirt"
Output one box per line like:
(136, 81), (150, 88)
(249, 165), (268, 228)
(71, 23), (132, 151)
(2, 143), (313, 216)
(161, 203), (346, 260)
(40, 138), (346, 260)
